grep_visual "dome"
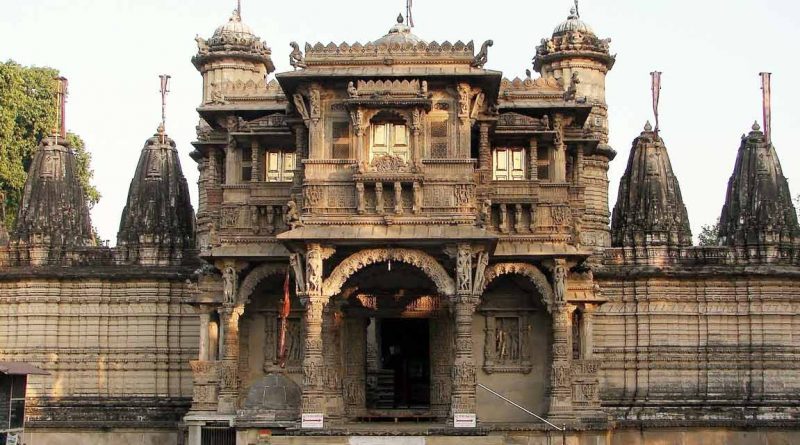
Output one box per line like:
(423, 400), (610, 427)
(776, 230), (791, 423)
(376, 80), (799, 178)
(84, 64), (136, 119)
(211, 9), (256, 43)
(553, 7), (594, 35)
(372, 14), (425, 46)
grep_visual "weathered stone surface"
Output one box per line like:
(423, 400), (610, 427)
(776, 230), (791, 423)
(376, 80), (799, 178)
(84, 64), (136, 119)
(12, 135), (94, 250)
(117, 127), (196, 265)
(611, 123), (692, 248)
(719, 123), (800, 247)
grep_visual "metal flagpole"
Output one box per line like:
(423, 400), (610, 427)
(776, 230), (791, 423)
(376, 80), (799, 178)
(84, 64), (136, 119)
(760, 72), (772, 144)
(651, 71), (662, 135)
(54, 77), (68, 144)
(238, 0), (242, 17)
(159, 74), (171, 143)
(407, 0), (414, 27)
(574, 0), (580, 17)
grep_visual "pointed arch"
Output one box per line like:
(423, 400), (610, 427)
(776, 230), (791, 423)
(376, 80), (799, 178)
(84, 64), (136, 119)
(323, 248), (455, 297)
(481, 263), (554, 312)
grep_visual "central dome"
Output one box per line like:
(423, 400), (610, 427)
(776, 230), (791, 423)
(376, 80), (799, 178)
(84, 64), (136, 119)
(553, 7), (595, 35)
(372, 14), (425, 46)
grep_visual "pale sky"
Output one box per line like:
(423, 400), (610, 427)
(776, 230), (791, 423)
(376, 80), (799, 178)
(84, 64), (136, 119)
(2, 0), (799, 244)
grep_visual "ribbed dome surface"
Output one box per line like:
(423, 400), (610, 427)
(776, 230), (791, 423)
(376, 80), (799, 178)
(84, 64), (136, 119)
(213, 10), (256, 41)
(553, 8), (595, 35)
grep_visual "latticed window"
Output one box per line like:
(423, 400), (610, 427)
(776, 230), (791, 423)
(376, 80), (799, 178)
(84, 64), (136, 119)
(265, 150), (295, 182)
(331, 121), (351, 159)
(493, 148), (525, 181)
(429, 119), (449, 159)
(370, 123), (409, 162)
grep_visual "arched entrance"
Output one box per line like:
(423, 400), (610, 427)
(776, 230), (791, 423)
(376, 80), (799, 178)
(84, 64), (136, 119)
(325, 249), (455, 420)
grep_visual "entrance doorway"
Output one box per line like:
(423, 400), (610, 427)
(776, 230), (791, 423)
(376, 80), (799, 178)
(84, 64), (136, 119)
(368, 318), (430, 409)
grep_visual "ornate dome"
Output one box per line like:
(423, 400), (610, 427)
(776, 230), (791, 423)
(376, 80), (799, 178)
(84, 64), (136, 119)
(553, 7), (595, 35)
(209, 9), (257, 45)
(372, 14), (425, 46)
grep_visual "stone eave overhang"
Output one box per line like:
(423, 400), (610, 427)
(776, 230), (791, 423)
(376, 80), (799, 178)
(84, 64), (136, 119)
(276, 67), (502, 103)
(533, 50), (616, 72)
(497, 102), (594, 127)
(197, 103), (287, 123)
(192, 50), (275, 73)
(277, 224), (498, 253)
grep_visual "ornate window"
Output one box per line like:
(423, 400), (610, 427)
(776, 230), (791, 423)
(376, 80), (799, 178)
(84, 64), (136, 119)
(493, 147), (525, 181)
(241, 146), (253, 182)
(265, 150), (295, 182)
(331, 121), (351, 159)
(370, 123), (409, 162)
(537, 145), (551, 181)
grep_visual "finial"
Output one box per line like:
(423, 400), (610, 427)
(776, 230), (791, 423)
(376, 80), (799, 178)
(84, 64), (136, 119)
(397, 13), (404, 24)
(752, 121), (761, 132)
(644, 121), (653, 132)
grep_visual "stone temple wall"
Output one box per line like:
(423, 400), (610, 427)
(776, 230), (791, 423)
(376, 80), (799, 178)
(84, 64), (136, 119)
(0, 268), (198, 430)
(595, 266), (800, 426)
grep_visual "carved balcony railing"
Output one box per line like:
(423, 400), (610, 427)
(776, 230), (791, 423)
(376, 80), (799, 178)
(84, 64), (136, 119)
(602, 245), (800, 268)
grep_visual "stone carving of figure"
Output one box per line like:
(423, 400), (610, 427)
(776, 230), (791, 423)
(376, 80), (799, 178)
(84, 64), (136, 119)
(223, 266), (237, 304)
(209, 82), (227, 105)
(289, 41), (307, 70)
(306, 247), (322, 294)
(542, 114), (550, 130)
(554, 260), (567, 303)
(458, 85), (471, 117)
(471, 40), (494, 68)
(285, 200), (302, 229)
(207, 222), (219, 248)
(473, 251), (489, 294)
(496, 328), (508, 360)
(309, 89), (321, 118)
(195, 35), (209, 55)
(250, 206), (260, 235)
(347, 81), (358, 99)
(421, 80), (429, 97)
(478, 199), (492, 229)
(457, 247), (472, 292)
(546, 38), (556, 53)
(292, 94), (309, 120)
(564, 72), (580, 101)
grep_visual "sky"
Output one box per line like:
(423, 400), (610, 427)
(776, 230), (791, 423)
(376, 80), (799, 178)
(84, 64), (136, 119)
(2, 0), (799, 244)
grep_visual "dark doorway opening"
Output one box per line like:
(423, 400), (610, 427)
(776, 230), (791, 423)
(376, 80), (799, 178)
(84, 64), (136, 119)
(375, 318), (430, 409)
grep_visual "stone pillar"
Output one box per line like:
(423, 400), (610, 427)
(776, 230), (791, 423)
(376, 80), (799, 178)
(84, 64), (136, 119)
(582, 304), (599, 359)
(301, 243), (327, 417)
(479, 123), (491, 172)
(217, 306), (243, 414)
(575, 143), (584, 187)
(394, 182), (403, 215)
(451, 244), (477, 420)
(529, 137), (539, 181)
(293, 123), (308, 191)
(198, 310), (211, 361)
(251, 140), (261, 182)
(548, 259), (574, 422)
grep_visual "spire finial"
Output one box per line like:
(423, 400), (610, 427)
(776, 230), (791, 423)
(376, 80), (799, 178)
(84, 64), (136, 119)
(752, 120), (761, 132)
(644, 121), (653, 132)
(159, 74), (171, 143)
(397, 13), (404, 24)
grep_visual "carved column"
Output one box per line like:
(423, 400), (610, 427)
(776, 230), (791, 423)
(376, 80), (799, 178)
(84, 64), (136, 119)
(412, 182), (423, 215)
(451, 244), (477, 419)
(411, 108), (422, 169)
(499, 204), (509, 234)
(582, 303), (598, 359)
(529, 138), (539, 181)
(376, 182), (385, 215)
(301, 243), (326, 416)
(251, 140), (261, 182)
(553, 115), (567, 183)
(479, 122), (491, 172)
(293, 124), (308, 191)
(548, 259), (574, 422)
(217, 305), (243, 414)
(198, 309), (211, 361)
(575, 143), (584, 187)
(394, 182), (403, 215)
(356, 183), (366, 214)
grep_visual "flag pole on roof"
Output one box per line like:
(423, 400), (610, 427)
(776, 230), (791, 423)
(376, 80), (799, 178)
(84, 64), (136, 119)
(159, 74), (171, 143)
(651, 71), (662, 136)
(760, 72), (772, 144)
(407, 0), (414, 27)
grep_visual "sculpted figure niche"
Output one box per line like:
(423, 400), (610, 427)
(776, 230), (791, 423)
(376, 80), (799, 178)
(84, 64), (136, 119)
(223, 267), (238, 305)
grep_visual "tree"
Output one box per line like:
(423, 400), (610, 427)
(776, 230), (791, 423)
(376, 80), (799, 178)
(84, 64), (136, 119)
(697, 218), (720, 247)
(0, 60), (99, 229)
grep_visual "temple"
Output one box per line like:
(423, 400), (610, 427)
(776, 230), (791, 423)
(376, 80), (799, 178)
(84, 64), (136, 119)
(0, 3), (799, 445)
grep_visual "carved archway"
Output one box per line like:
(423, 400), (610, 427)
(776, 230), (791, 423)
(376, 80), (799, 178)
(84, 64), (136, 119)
(237, 263), (287, 305)
(323, 248), (455, 297)
(480, 263), (554, 312)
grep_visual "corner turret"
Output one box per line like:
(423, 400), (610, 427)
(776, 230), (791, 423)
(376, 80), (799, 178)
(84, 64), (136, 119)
(611, 122), (692, 248)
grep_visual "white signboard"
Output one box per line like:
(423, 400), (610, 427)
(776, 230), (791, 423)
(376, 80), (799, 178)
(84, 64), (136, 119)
(350, 438), (425, 445)
(6, 432), (20, 445)
(301, 413), (324, 429)
(453, 413), (477, 428)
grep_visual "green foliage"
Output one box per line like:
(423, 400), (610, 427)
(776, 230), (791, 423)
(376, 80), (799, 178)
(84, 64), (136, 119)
(0, 60), (99, 228)
(697, 218), (720, 247)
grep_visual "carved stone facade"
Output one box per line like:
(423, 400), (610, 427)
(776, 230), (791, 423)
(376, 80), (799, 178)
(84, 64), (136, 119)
(0, 4), (798, 445)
